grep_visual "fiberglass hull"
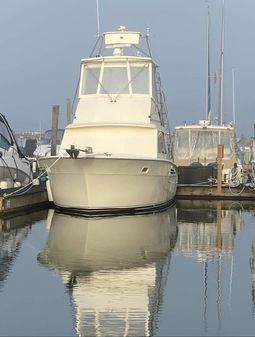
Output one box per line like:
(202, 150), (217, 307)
(39, 156), (177, 212)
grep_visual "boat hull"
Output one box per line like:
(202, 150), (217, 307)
(39, 157), (177, 212)
(0, 155), (32, 187)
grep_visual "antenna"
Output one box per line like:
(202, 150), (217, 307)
(96, 0), (100, 37)
(218, 0), (225, 125)
(205, 4), (211, 122)
(232, 68), (236, 125)
(145, 27), (152, 58)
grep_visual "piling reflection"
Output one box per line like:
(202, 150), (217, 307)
(38, 206), (177, 337)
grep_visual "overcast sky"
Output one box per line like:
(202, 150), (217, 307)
(0, 0), (254, 137)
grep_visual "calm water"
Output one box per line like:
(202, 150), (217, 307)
(1, 200), (255, 336)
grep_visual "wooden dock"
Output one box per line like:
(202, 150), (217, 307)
(0, 182), (50, 216)
(176, 183), (255, 200)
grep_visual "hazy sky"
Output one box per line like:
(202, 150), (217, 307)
(0, 0), (254, 137)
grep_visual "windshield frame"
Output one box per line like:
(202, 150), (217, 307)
(79, 58), (152, 97)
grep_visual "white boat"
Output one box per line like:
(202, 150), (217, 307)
(0, 113), (32, 188)
(173, 121), (238, 178)
(173, 2), (239, 183)
(39, 26), (177, 212)
(33, 129), (64, 157)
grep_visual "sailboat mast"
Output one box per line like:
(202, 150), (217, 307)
(218, 0), (225, 126)
(232, 68), (236, 125)
(206, 5), (211, 122)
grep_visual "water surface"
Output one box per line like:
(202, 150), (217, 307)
(0, 200), (255, 336)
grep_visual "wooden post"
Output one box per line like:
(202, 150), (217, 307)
(66, 98), (72, 125)
(51, 105), (59, 156)
(217, 144), (224, 195)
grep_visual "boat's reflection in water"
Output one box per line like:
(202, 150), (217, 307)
(38, 206), (178, 337)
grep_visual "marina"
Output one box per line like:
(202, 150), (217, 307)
(1, 0), (255, 336)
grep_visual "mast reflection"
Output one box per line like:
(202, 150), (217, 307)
(38, 206), (177, 337)
(175, 200), (244, 335)
(250, 240), (255, 314)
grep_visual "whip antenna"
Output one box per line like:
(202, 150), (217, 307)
(96, 0), (100, 37)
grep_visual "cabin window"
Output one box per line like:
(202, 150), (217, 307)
(174, 129), (234, 162)
(152, 68), (157, 99)
(82, 65), (101, 94)
(100, 66), (129, 94)
(81, 61), (151, 96)
(220, 131), (234, 157)
(130, 63), (149, 94)
(0, 120), (13, 150)
(174, 130), (189, 159)
(191, 131), (218, 161)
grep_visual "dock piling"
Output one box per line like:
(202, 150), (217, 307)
(51, 105), (60, 156)
(217, 144), (224, 195)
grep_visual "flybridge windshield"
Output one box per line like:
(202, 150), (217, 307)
(81, 61), (150, 95)
(174, 129), (235, 161)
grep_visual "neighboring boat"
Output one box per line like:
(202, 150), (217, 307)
(173, 121), (238, 181)
(33, 129), (64, 157)
(0, 113), (32, 188)
(38, 26), (177, 212)
(173, 2), (239, 183)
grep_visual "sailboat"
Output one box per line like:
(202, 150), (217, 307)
(173, 2), (238, 184)
(38, 26), (177, 213)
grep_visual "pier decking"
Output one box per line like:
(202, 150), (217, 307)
(176, 184), (255, 200)
(0, 183), (50, 215)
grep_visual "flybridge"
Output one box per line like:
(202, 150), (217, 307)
(88, 25), (152, 59)
(78, 26), (155, 98)
(104, 26), (141, 49)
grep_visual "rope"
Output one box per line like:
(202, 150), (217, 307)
(3, 155), (63, 198)
(228, 167), (255, 196)
(229, 168), (243, 188)
(228, 183), (246, 196)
